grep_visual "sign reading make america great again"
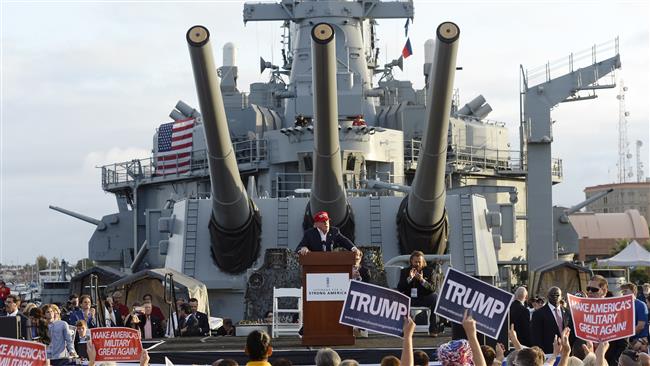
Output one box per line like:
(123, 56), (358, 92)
(0, 337), (47, 366)
(567, 294), (635, 342)
(90, 327), (143, 362)
(339, 280), (411, 338)
(435, 268), (514, 339)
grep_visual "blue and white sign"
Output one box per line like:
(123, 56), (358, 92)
(339, 280), (411, 338)
(435, 268), (514, 339)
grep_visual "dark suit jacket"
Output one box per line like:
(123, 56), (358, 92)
(509, 300), (532, 346)
(105, 308), (124, 327)
(193, 311), (210, 336)
(531, 304), (571, 353)
(137, 314), (164, 339)
(397, 267), (436, 297)
(296, 227), (354, 252)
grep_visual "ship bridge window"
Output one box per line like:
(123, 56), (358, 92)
(346, 156), (356, 171)
(303, 156), (313, 172)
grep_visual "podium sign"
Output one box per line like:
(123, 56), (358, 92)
(300, 252), (355, 346)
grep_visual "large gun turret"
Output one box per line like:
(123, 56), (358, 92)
(306, 23), (355, 239)
(49, 205), (106, 230)
(397, 22), (460, 254)
(187, 25), (261, 273)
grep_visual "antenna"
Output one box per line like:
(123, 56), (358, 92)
(616, 80), (633, 183)
(636, 140), (645, 182)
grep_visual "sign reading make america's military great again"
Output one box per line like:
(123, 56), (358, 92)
(0, 337), (47, 366)
(90, 327), (142, 362)
(568, 294), (635, 342)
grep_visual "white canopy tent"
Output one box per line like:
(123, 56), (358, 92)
(597, 240), (650, 267)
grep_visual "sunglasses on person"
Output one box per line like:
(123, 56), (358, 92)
(586, 286), (601, 293)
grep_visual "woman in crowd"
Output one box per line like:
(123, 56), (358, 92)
(44, 304), (76, 366)
(29, 306), (50, 344)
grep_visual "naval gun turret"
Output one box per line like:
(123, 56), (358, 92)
(307, 23), (354, 238)
(186, 25), (261, 273)
(397, 22), (459, 255)
(58, 0), (541, 321)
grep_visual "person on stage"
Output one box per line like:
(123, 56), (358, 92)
(296, 211), (360, 255)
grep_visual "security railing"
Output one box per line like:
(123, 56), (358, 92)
(273, 171), (401, 198)
(404, 139), (563, 179)
(101, 139), (268, 188)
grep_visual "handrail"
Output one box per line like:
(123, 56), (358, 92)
(101, 139), (268, 187)
(525, 37), (618, 87)
(405, 139), (563, 178)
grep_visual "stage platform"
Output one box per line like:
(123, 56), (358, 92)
(146, 330), (452, 365)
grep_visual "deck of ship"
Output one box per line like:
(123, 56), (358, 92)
(145, 330), (452, 365)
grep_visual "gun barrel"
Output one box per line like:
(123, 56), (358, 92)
(49, 205), (106, 230)
(408, 22), (459, 228)
(187, 25), (250, 229)
(309, 23), (349, 225)
(566, 188), (614, 215)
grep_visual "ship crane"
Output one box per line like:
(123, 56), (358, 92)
(520, 38), (621, 273)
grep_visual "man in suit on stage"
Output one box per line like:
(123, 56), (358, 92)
(531, 286), (571, 353)
(510, 286), (532, 346)
(137, 302), (164, 339)
(188, 298), (210, 336)
(397, 250), (441, 337)
(296, 211), (360, 255)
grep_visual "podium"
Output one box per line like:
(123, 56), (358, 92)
(300, 251), (355, 346)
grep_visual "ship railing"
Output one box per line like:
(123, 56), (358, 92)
(525, 37), (619, 87)
(273, 171), (400, 198)
(404, 139), (563, 179)
(101, 140), (268, 187)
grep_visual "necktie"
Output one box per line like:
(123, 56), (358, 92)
(554, 307), (563, 333)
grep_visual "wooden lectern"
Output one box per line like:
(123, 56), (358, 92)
(300, 251), (355, 346)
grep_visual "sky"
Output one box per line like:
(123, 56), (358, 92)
(1, 0), (648, 266)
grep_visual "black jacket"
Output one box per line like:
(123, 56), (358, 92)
(531, 304), (572, 353)
(296, 227), (355, 252)
(137, 314), (165, 339)
(509, 300), (531, 346)
(397, 267), (436, 297)
(189, 311), (210, 336)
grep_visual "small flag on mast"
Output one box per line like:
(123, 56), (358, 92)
(402, 38), (413, 58)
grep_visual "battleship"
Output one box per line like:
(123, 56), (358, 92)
(46, 0), (624, 362)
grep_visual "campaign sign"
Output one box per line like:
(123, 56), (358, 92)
(339, 280), (410, 338)
(435, 268), (514, 339)
(90, 327), (142, 362)
(0, 337), (47, 366)
(567, 293), (635, 342)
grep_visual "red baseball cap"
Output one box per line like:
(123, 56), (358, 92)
(313, 211), (329, 223)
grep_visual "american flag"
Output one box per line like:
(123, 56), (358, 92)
(155, 118), (195, 175)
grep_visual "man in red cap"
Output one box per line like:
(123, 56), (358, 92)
(296, 211), (359, 254)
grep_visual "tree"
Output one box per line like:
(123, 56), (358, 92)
(75, 258), (95, 272)
(49, 257), (60, 268)
(36, 255), (48, 271)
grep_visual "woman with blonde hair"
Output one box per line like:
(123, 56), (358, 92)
(45, 304), (77, 365)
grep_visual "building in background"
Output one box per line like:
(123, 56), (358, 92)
(585, 181), (650, 221)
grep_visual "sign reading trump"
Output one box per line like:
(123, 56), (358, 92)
(0, 337), (47, 366)
(435, 268), (514, 339)
(567, 294), (635, 342)
(339, 280), (410, 338)
(90, 327), (143, 362)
